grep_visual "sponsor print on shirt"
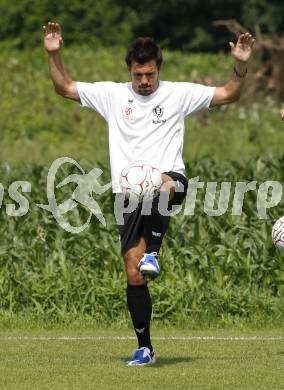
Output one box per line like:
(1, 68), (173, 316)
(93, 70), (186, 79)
(153, 105), (167, 125)
(122, 105), (134, 122)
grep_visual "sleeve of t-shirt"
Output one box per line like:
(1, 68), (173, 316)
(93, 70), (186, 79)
(76, 81), (114, 120)
(179, 82), (216, 116)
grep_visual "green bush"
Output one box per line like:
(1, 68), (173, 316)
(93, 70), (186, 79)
(0, 0), (283, 51)
(0, 157), (283, 326)
(0, 45), (283, 167)
(0, 0), (137, 48)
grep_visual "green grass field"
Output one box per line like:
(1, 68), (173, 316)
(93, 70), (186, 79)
(0, 328), (283, 390)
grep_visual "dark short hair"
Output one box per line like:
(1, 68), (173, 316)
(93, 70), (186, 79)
(125, 37), (163, 69)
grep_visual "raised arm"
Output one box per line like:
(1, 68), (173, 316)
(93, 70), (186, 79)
(43, 22), (79, 102)
(210, 33), (255, 107)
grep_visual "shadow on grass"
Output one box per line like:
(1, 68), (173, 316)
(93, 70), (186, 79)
(120, 356), (197, 367)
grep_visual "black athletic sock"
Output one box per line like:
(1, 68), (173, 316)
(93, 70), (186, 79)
(126, 283), (153, 351)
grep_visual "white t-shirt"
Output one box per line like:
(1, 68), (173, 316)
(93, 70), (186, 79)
(76, 81), (215, 193)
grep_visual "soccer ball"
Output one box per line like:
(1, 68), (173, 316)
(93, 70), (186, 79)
(272, 216), (284, 250)
(120, 161), (162, 202)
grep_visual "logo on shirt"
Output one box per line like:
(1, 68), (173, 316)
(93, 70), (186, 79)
(123, 106), (134, 122)
(153, 105), (164, 118)
(153, 105), (166, 125)
(125, 107), (133, 116)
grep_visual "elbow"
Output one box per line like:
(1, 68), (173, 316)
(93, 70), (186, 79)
(229, 93), (240, 103)
(54, 86), (64, 97)
(223, 91), (241, 105)
(53, 80), (75, 98)
(213, 86), (241, 106)
(52, 80), (79, 102)
(54, 85), (68, 98)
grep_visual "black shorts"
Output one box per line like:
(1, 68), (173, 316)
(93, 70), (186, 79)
(117, 171), (188, 255)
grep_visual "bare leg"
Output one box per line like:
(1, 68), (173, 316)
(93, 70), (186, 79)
(123, 236), (147, 285)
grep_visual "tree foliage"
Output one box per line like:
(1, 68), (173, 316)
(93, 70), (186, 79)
(0, 0), (283, 51)
(0, 0), (138, 48)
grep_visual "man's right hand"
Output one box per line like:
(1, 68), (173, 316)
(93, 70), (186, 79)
(43, 22), (63, 52)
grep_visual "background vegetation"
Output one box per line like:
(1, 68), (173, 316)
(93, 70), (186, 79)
(0, 0), (283, 51)
(0, 45), (283, 167)
(0, 157), (283, 327)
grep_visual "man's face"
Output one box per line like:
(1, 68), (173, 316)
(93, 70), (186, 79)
(129, 60), (160, 96)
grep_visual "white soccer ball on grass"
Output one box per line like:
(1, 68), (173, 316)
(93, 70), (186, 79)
(120, 161), (162, 202)
(272, 216), (284, 250)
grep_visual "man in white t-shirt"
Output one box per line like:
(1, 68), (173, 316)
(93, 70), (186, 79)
(43, 22), (254, 366)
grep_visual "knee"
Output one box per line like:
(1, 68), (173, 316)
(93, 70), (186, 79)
(161, 174), (176, 200)
(124, 251), (145, 285)
(126, 267), (142, 285)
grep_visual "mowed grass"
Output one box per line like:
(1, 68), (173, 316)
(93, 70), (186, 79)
(0, 329), (283, 390)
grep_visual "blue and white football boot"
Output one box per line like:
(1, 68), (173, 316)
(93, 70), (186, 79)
(127, 347), (156, 366)
(138, 252), (160, 279)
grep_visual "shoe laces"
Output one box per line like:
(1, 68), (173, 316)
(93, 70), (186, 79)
(143, 252), (158, 265)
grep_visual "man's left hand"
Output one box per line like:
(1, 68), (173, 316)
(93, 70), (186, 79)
(229, 33), (255, 63)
